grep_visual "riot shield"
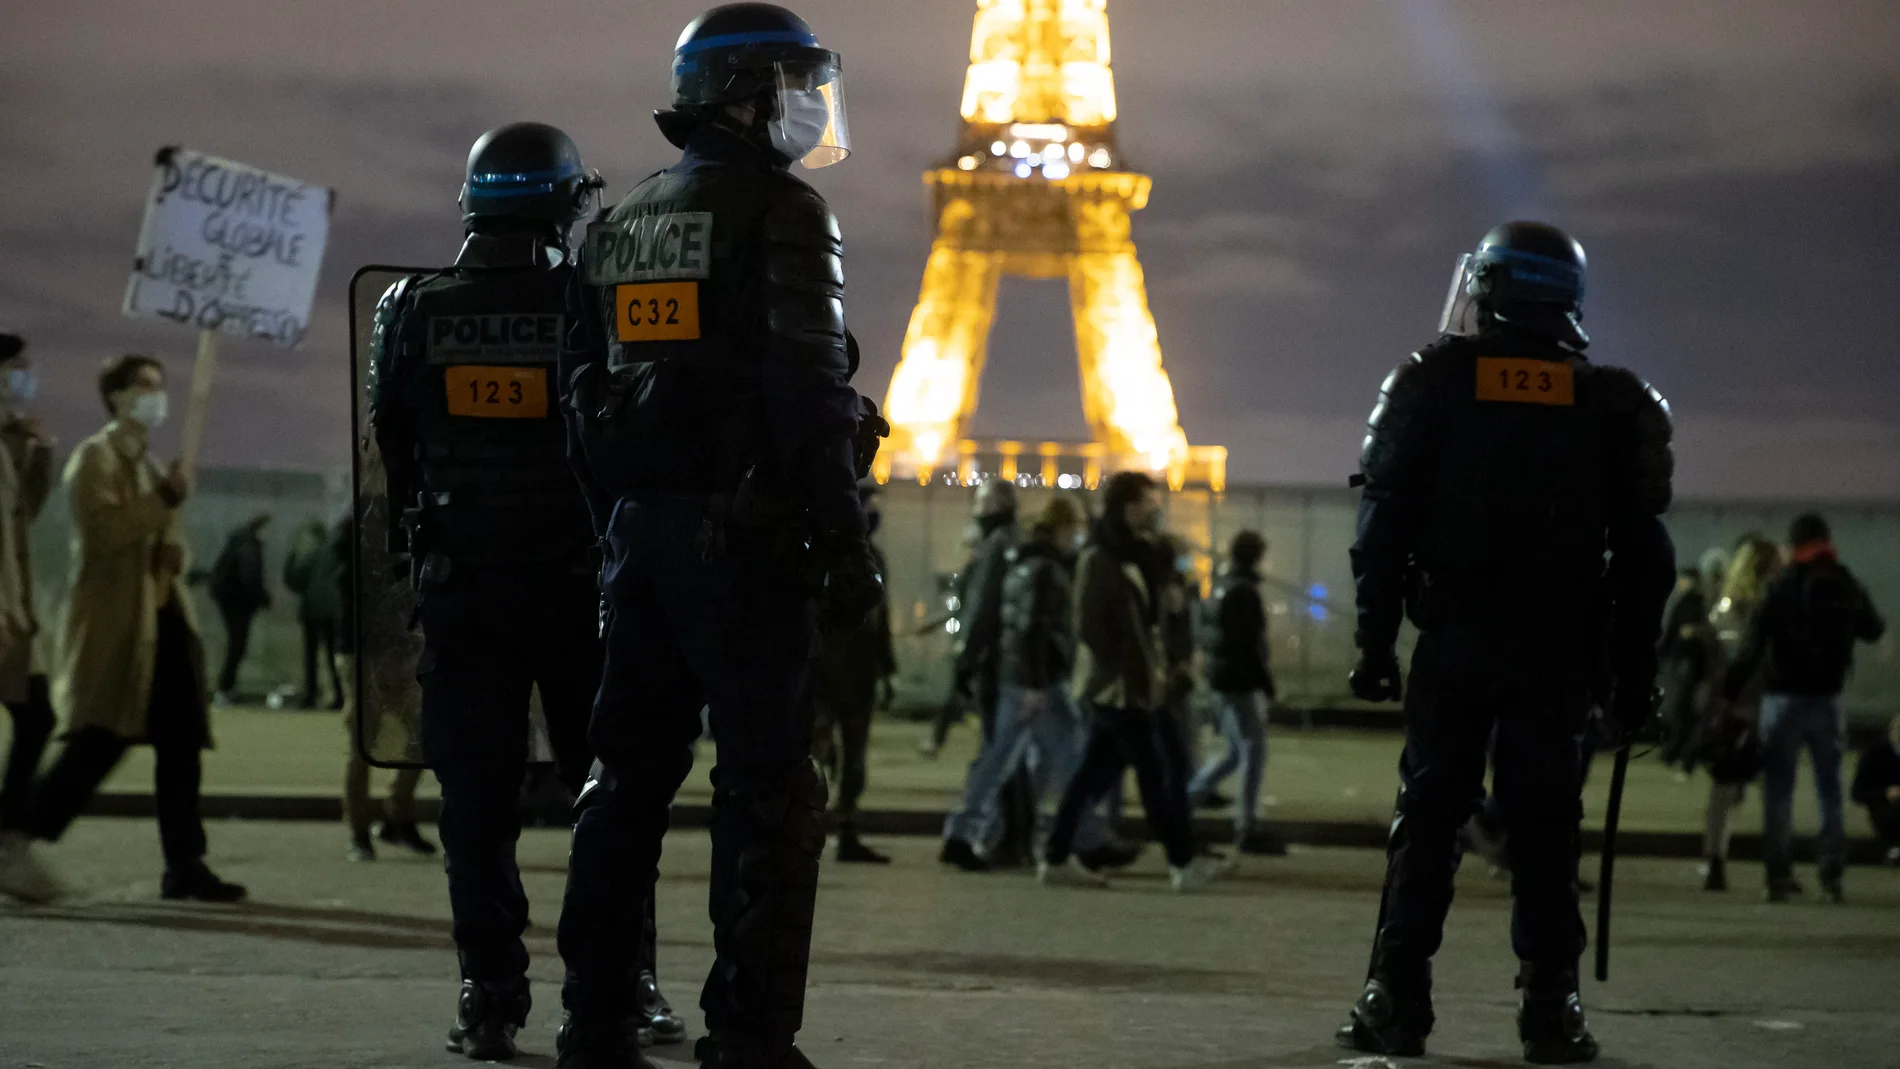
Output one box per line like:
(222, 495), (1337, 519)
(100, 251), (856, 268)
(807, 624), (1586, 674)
(349, 265), (431, 768)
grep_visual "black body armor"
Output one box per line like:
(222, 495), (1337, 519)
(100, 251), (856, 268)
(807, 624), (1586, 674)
(1351, 328), (1676, 680)
(564, 123), (864, 544)
(371, 233), (595, 571)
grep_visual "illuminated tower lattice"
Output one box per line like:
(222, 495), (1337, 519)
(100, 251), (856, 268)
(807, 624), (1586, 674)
(876, 0), (1224, 490)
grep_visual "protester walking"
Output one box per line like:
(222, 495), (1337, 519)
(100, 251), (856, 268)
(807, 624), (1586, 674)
(1040, 472), (1220, 892)
(209, 513), (271, 703)
(283, 517), (344, 709)
(1722, 513), (1885, 902)
(0, 331), (60, 903)
(1698, 534), (1782, 889)
(1189, 529), (1285, 856)
(25, 354), (244, 901)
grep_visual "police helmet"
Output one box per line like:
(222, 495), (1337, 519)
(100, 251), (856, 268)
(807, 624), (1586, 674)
(665, 4), (850, 167)
(458, 123), (602, 225)
(1467, 221), (1587, 315)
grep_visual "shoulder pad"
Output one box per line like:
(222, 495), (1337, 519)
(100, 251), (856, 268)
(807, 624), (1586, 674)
(763, 187), (842, 250)
(764, 187), (846, 354)
(1359, 350), (1441, 484)
(1593, 364), (1675, 514)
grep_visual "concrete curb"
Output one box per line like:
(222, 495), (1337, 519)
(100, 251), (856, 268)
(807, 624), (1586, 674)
(85, 792), (1893, 865)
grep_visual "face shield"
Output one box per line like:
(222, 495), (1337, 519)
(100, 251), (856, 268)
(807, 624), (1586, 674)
(1437, 253), (1477, 335)
(772, 58), (850, 169)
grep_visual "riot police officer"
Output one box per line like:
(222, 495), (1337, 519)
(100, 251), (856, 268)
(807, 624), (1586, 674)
(554, 6), (883, 1068)
(368, 123), (681, 1062)
(1336, 222), (1676, 1064)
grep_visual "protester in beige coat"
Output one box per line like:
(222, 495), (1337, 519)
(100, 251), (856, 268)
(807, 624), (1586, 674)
(0, 331), (61, 903)
(24, 354), (244, 902)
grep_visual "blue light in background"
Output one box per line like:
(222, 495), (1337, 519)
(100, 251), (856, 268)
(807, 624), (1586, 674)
(1308, 583), (1330, 622)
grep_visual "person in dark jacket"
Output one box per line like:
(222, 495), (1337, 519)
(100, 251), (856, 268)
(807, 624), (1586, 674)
(208, 513), (271, 701)
(941, 497), (1091, 868)
(811, 483), (898, 864)
(1188, 530), (1283, 856)
(1851, 714), (1900, 863)
(1724, 513), (1887, 902)
(1041, 472), (1222, 893)
(283, 519), (344, 710)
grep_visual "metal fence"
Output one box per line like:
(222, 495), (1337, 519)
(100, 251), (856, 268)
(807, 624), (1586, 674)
(18, 467), (1900, 725)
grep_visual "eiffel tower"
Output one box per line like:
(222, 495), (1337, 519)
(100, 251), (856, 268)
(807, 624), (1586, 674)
(876, 0), (1224, 491)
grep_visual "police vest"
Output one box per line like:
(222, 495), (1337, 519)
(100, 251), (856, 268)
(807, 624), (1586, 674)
(566, 160), (808, 502)
(1407, 332), (1621, 634)
(397, 266), (594, 569)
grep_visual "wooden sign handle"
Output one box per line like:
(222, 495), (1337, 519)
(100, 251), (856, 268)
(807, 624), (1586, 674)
(178, 328), (220, 477)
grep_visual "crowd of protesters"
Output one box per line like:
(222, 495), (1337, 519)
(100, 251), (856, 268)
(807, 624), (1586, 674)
(1659, 517), (1887, 899)
(1, 345), (1895, 907)
(926, 472), (1283, 892)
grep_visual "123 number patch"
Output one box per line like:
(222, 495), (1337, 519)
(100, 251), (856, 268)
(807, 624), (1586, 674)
(445, 366), (549, 419)
(1476, 357), (1574, 406)
(615, 282), (701, 342)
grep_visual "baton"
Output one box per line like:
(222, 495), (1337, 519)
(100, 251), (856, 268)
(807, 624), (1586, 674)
(1594, 745), (1631, 983)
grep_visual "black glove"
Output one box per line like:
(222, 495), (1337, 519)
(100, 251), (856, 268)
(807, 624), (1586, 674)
(1349, 646), (1404, 703)
(821, 536), (883, 630)
(852, 397), (892, 481)
(1600, 680), (1662, 749)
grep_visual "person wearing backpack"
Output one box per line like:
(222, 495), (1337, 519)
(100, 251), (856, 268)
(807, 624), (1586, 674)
(1721, 513), (1886, 903)
(1189, 530), (1284, 857)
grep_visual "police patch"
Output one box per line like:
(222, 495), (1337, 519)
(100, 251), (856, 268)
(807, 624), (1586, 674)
(427, 314), (563, 365)
(584, 212), (713, 285)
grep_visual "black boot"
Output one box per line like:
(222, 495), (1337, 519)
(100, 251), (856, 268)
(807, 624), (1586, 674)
(559, 1012), (659, 1069)
(695, 1034), (819, 1068)
(160, 861), (247, 903)
(834, 827), (890, 865)
(446, 977), (529, 1062)
(938, 838), (989, 872)
(377, 820), (439, 856)
(1518, 965), (1599, 1065)
(1334, 975), (1432, 1058)
(635, 970), (687, 1046)
(1702, 856), (1727, 892)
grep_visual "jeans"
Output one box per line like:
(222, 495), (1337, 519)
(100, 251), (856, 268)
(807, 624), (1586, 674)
(1759, 693), (1846, 886)
(943, 685), (1108, 853)
(1188, 690), (1267, 838)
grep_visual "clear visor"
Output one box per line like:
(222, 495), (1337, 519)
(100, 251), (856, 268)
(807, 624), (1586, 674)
(1437, 252), (1476, 335)
(774, 61), (850, 169)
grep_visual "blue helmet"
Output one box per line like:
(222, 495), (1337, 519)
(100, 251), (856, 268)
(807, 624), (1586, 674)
(1468, 221), (1587, 315)
(660, 4), (851, 167)
(458, 122), (602, 225)
(670, 4), (836, 110)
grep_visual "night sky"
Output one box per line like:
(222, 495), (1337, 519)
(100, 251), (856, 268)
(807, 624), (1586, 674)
(2, 0), (1895, 498)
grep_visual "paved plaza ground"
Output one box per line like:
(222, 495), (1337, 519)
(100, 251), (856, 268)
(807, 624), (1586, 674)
(15, 705), (1881, 845)
(3, 819), (1898, 1069)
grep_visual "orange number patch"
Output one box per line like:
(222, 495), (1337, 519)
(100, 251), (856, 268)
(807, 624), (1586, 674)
(615, 282), (701, 342)
(1476, 357), (1575, 406)
(444, 366), (549, 419)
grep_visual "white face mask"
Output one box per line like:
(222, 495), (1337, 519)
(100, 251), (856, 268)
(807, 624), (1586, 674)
(1, 368), (34, 406)
(126, 390), (169, 430)
(769, 89), (833, 163)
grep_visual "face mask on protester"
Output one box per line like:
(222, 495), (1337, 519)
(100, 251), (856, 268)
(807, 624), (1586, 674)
(126, 390), (169, 430)
(2, 368), (36, 406)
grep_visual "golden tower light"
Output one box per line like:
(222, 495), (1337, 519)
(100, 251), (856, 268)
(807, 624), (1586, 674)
(878, 0), (1223, 490)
